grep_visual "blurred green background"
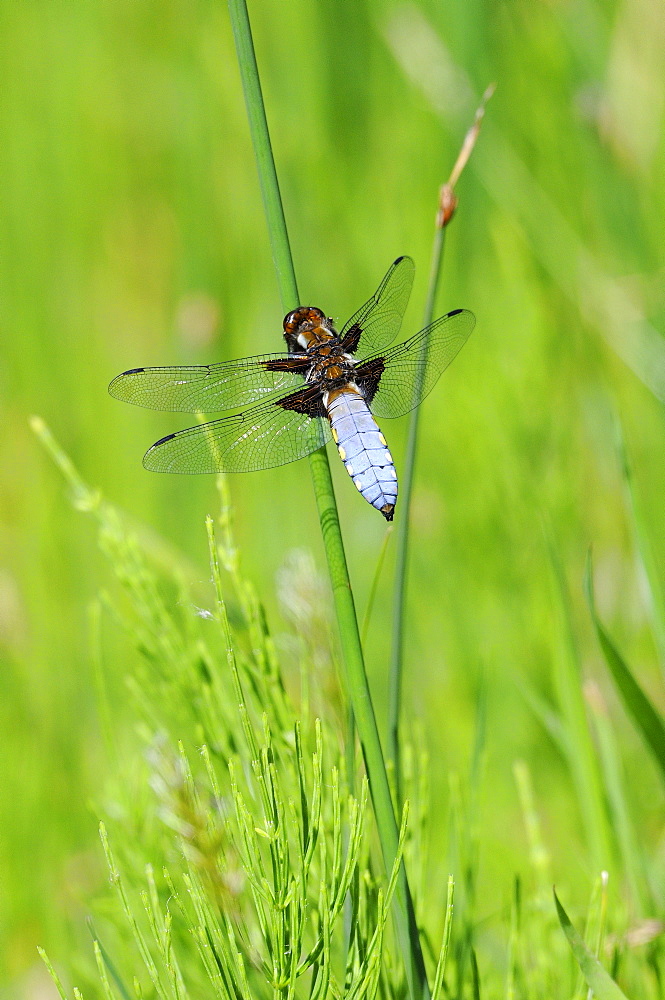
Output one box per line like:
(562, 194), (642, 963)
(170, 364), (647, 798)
(1, 0), (664, 994)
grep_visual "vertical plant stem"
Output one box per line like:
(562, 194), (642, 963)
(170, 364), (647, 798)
(388, 86), (492, 802)
(389, 225), (447, 801)
(227, 0), (298, 306)
(226, 2), (428, 996)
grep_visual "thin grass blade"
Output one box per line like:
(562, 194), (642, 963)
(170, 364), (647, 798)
(585, 552), (665, 789)
(553, 889), (630, 1000)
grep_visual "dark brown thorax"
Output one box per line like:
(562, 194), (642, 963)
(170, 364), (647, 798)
(282, 306), (354, 390)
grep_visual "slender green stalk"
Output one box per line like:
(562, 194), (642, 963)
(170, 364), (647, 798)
(347, 526), (393, 800)
(226, 2), (428, 996)
(361, 526), (394, 648)
(389, 225), (446, 799)
(388, 87), (493, 801)
(227, 0), (297, 306)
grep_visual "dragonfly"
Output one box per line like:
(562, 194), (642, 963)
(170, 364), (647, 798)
(109, 256), (475, 520)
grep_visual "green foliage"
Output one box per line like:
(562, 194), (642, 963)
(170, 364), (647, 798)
(554, 888), (628, 1000)
(3, 2), (665, 999)
(29, 428), (664, 999)
(34, 423), (409, 1000)
(585, 550), (665, 788)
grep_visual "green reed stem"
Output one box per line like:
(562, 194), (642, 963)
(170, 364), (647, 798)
(387, 84), (491, 801)
(226, 2), (428, 997)
(389, 225), (447, 803)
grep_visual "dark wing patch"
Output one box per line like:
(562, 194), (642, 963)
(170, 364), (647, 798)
(109, 352), (309, 413)
(363, 308), (475, 419)
(263, 357), (311, 374)
(276, 385), (326, 417)
(142, 395), (331, 474)
(340, 324), (362, 354)
(339, 256), (415, 358)
(355, 357), (386, 404)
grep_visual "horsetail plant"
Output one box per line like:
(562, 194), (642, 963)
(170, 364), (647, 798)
(98, 716), (409, 1000)
(33, 407), (661, 998)
(31, 419), (424, 1000)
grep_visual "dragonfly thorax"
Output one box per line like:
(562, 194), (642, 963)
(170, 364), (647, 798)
(305, 339), (355, 389)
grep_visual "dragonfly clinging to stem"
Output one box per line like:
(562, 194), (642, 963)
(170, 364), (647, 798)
(109, 256), (475, 520)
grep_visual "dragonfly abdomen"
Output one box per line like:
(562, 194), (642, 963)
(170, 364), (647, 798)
(325, 386), (397, 521)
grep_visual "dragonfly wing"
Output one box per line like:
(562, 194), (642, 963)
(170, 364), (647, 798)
(339, 256), (415, 357)
(109, 353), (309, 412)
(355, 308), (475, 419)
(143, 389), (331, 474)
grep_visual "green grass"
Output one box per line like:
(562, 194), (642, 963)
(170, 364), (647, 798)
(2, 0), (665, 997)
(27, 427), (663, 997)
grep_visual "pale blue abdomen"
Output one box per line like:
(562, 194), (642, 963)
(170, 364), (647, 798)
(326, 388), (397, 520)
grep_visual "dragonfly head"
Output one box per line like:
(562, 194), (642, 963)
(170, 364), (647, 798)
(283, 306), (335, 351)
(283, 306), (325, 333)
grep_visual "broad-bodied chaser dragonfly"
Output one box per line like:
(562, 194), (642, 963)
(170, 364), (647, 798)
(109, 257), (474, 520)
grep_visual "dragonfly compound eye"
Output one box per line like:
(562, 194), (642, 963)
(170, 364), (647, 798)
(283, 309), (301, 333)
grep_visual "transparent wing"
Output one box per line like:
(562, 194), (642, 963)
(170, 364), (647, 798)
(109, 353), (308, 412)
(340, 256), (415, 357)
(142, 397), (331, 474)
(358, 308), (475, 419)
